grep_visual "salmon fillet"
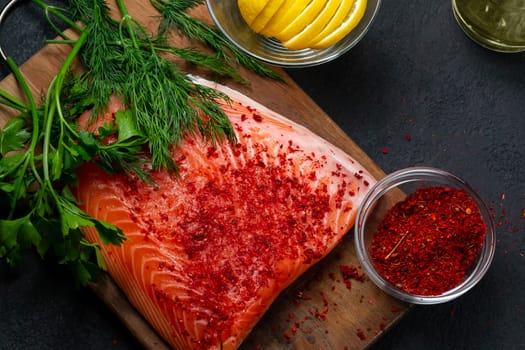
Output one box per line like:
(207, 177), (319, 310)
(75, 77), (376, 349)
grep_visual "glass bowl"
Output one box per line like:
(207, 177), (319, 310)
(206, 0), (381, 68)
(354, 167), (496, 305)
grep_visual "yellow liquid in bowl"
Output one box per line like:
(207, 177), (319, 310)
(452, 0), (525, 52)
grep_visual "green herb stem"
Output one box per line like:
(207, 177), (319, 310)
(4, 57), (42, 218)
(32, 0), (84, 34)
(0, 90), (29, 112)
(42, 31), (87, 188)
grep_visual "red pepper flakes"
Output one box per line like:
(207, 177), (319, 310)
(382, 147), (389, 155)
(252, 113), (263, 122)
(356, 329), (367, 340)
(343, 279), (352, 290)
(340, 264), (366, 291)
(405, 133), (412, 141)
(283, 332), (292, 342)
(370, 186), (486, 296)
(490, 195), (522, 233)
(320, 292), (329, 307)
(307, 305), (329, 322)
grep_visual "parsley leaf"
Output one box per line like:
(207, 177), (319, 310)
(0, 117), (31, 155)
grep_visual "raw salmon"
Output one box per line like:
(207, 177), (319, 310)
(75, 77), (376, 349)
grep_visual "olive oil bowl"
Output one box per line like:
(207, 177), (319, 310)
(206, 0), (382, 68)
(354, 167), (496, 305)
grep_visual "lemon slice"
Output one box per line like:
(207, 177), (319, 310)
(305, 0), (354, 46)
(260, 0), (311, 37)
(282, 0), (343, 50)
(250, 0), (287, 33)
(273, 0), (328, 42)
(310, 0), (367, 49)
(237, 0), (272, 25)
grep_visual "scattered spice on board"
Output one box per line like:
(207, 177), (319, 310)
(340, 264), (367, 291)
(382, 147), (389, 155)
(370, 186), (486, 295)
(356, 328), (367, 340)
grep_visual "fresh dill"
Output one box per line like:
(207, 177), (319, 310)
(151, 0), (283, 80)
(0, 0), (282, 284)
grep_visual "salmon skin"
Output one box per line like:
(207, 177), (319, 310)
(75, 76), (376, 349)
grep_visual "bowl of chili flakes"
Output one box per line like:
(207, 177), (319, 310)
(354, 167), (496, 305)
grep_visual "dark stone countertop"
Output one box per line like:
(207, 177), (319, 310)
(0, 0), (524, 349)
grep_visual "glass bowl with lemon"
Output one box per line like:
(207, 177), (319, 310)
(206, 0), (381, 67)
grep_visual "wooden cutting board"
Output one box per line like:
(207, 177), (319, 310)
(0, 2), (409, 349)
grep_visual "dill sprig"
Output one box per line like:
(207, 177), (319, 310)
(64, 0), (241, 170)
(151, 0), (283, 80)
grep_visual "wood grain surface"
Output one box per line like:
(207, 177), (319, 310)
(0, 2), (409, 349)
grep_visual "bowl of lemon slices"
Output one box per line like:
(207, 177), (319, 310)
(206, 0), (381, 67)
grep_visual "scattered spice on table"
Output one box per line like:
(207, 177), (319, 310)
(449, 307), (456, 317)
(370, 186), (487, 295)
(489, 192), (522, 233)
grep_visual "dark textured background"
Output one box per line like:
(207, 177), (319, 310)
(0, 0), (524, 349)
